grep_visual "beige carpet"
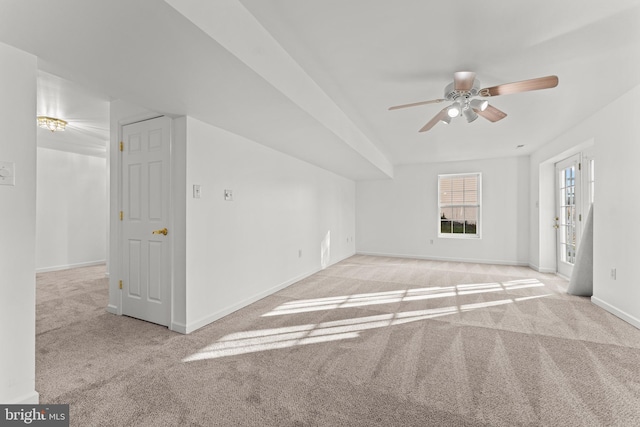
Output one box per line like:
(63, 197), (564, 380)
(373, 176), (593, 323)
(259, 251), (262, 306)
(36, 256), (640, 426)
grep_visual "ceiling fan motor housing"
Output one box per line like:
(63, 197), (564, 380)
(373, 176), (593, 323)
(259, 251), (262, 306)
(443, 79), (481, 101)
(443, 78), (484, 120)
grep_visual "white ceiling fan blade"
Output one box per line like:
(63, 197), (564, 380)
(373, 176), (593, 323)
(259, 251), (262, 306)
(453, 71), (476, 91)
(389, 98), (445, 110)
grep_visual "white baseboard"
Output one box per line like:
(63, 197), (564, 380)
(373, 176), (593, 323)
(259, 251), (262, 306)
(183, 270), (314, 334)
(36, 260), (106, 273)
(528, 263), (556, 274)
(356, 251), (529, 267)
(106, 304), (186, 332)
(5, 390), (39, 404)
(182, 253), (354, 334)
(106, 304), (119, 315)
(170, 321), (187, 334)
(592, 296), (640, 330)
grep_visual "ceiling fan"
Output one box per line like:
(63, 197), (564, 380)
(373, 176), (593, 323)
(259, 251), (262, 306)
(389, 72), (558, 132)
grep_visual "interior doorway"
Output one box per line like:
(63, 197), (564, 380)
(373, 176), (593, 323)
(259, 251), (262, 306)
(35, 71), (110, 273)
(120, 116), (172, 327)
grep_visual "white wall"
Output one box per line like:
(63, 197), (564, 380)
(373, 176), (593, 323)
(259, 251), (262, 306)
(0, 42), (38, 403)
(182, 117), (356, 332)
(530, 83), (640, 328)
(356, 157), (529, 265)
(35, 147), (106, 272)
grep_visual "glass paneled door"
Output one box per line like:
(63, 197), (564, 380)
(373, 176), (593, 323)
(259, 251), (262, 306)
(555, 154), (581, 278)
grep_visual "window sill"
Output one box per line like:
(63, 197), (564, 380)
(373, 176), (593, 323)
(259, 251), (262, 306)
(438, 234), (481, 239)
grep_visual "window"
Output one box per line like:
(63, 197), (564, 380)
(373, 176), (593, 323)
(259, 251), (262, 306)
(438, 173), (481, 238)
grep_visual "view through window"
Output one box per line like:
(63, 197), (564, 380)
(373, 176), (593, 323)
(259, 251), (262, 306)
(438, 173), (481, 238)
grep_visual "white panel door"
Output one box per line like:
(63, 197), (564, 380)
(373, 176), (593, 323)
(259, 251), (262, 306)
(121, 116), (171, 326)
(555, 154), (582, 278)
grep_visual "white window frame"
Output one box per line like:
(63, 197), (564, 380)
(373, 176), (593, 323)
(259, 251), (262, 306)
(438, 172), (482, 239)
(583, 149), (595, 206)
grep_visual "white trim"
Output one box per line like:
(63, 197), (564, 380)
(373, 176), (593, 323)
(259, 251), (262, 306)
(437, 172), (482, 239)
(181, 253), (355, 334)
(592, 296), (640, 330)
(182, 270), (318, 334)
(357, 251), (528, 267)
(170, 321), (187, 334)
(6, 391), (40, 404)
(536, 138), (594, 279)
(36, 260), (106, 273)
(109, 113), (181, 325)
(528, 263), (556, 274)
(117, 116), (173, 327)
(555, 153), (582, 278)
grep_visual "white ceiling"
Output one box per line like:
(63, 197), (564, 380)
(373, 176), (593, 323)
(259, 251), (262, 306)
(238, 0), (640, 163)
(1, 0), (639, 178)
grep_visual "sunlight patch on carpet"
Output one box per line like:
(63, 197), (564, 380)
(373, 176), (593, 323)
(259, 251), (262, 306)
(262, 279), (545, 316)
(182, 293), (551, 362)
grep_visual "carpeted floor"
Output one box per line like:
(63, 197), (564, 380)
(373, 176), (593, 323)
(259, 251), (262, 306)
(36, 255), (640, 426)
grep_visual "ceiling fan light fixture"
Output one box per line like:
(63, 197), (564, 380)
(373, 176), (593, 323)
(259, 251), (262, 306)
(470, 99), (488, 112)
(447, 103), (461, 118)
(463, 107), (478, 123)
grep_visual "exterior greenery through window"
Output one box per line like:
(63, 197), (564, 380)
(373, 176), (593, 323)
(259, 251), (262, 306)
(438, 173), (481, 238)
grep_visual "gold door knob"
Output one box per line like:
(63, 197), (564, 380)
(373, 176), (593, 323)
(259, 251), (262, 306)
(152, 228), (168, 236)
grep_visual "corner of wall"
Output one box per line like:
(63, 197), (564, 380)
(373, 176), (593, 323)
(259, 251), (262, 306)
(0, 41), (38, 405)
(171, 115), (188, 329)
(182, 252), (355, 334)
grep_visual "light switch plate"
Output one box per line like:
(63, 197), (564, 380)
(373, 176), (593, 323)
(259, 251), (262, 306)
(0, 161), (15, 186)
(224, 189), (233, 201)
(193, 184), (201, 199)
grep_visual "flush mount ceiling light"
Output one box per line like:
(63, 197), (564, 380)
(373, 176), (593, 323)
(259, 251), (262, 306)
(37, 116), (68, 132)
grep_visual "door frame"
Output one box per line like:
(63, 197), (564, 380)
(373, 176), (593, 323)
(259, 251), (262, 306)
(555, 153), (582, 278)
(582, 147), (595, 208)
(109, 112), (176, 329)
